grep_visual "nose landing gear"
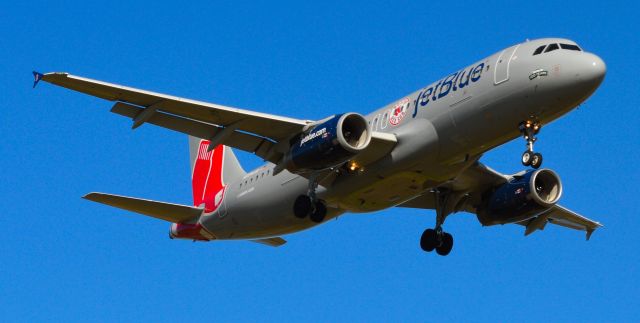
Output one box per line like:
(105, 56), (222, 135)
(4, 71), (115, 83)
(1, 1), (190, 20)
(519, 121), (543, 169)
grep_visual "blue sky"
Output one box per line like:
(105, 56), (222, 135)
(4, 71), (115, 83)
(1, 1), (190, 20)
(1, 1), (638, 322)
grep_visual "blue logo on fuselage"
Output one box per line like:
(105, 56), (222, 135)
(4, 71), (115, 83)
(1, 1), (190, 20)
(412, 62), (485, 118)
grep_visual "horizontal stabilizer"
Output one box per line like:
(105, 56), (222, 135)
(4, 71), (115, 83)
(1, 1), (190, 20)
(83, 192), (203, 223)
(251, 237), (287, 247)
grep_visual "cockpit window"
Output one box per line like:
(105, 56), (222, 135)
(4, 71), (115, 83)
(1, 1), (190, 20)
(534, 43), (582, 56)
(560, 43), (582, 51)
(544, 43), (559, 53)
(533, 45), (546, 55)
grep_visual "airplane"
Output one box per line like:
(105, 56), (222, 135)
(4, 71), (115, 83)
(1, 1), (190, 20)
(33, 37), (605, 255)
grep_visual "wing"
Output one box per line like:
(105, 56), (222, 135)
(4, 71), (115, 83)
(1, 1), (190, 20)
(37, 72), (308, 163)
(544, 205), (603, 240)
(397, 162), (602, 239)
(35, 72), (397, 168)
(396, 162), (510, 212)
(38, 72), (308, 139)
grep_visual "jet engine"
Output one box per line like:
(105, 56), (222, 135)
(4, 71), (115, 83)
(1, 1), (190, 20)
(280, 113), (371, 173)
(476, 169), (563, 226)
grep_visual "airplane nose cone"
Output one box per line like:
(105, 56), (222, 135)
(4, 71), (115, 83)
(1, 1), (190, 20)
(580, 53), (606, 88)
(532, 52), (606, 115)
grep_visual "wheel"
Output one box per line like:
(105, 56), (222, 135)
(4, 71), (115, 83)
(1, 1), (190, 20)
(530, 153), (543, 169)
(420, 229), (437, 252)
(293, 195), (312, 218)
(309, 201), (327, 223)
(435, 232), (453, 256)
(521, 151), (533, 166)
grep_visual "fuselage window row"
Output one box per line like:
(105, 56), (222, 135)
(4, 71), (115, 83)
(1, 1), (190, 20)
(239, 170), (271, 188)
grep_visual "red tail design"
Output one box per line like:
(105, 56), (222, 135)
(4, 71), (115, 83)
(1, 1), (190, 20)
(192, 140), (226, 212)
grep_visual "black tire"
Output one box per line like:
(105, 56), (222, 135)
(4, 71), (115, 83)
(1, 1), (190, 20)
(420, 229), (437, 252)
(293, 195), (312, 218)
(530, 153), (543, 169)
(310, 201), (327, 223)
(436, 232), (454, 256)
(521, 151), (533, 166)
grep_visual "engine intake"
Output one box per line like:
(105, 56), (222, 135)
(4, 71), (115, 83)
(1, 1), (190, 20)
(529, 169), (562, 206)
(337, 113), (371, 152)
(281, 113), (371, 173)
(477, 169), (563, 226)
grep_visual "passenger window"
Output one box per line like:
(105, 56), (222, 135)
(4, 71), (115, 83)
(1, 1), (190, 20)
(560, 43), (581, 51)
(544, 43), (559, 53)
(533, 45), (546, 55)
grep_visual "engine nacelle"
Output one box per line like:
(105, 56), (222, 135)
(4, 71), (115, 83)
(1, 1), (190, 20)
(477, 169), (563, 226)
(281, 113), (371, 173)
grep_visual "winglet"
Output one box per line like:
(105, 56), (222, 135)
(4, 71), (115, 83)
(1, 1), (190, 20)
(32, 71), (44, 88)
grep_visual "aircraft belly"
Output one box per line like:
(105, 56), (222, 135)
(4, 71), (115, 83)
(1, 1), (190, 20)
(337, 171), (429, 212)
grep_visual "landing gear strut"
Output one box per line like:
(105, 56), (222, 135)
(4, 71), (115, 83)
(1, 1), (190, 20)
(519, 120), (543, 169)
(293, 174), (327, 223)
(420, 189), (455, 256)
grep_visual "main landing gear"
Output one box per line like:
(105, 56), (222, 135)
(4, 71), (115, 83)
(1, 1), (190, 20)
(420, 189), (455, 256)
(519, 120), (543, 169)
(293, 175), (327, 223)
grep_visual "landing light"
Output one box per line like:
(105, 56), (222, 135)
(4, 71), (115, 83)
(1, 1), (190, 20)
(346, 160), (363, 173)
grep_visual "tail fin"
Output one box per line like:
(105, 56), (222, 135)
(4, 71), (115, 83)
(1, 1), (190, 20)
(189, 136), (245, 212)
